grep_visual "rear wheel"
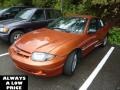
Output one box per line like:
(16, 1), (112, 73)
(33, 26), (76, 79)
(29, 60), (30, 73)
(9, 30), (24, 44)
(64, 50), (79, 76)
(101, 36), (107, 47)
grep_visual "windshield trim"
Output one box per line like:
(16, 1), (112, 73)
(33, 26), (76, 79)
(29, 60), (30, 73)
(15, 8), (36, 21)
(48, 17), (88, 34)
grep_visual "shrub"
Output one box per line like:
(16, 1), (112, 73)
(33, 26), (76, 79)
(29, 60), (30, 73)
(108, 27), (120, 45)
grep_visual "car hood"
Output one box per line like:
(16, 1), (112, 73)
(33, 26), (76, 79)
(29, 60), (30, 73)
(0, 19), (26, 28)
(15, 28), (78, 53)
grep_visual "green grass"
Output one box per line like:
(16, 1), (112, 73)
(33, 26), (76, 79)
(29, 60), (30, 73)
(108, 27), (120, 45)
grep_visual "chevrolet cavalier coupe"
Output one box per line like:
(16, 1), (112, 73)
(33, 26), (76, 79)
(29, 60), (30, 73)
(9, 16), (111, 77)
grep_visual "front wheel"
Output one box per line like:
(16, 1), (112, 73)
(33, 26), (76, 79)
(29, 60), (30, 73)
(9, 30), (24, 44)
(64, 50), (79, 76)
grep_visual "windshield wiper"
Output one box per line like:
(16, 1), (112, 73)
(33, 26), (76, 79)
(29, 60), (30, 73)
(52, 27), (65, 30)
(52, 27), (70, 32)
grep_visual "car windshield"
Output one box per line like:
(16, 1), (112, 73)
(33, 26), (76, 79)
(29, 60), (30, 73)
(48, 17), (87, 34)
(15, 9), (36, 20)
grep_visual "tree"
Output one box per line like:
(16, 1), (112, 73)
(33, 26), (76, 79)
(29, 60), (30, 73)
(21, 0), (32, 6)
(32, 0), (56, 7)
(0, 0), (4, 5)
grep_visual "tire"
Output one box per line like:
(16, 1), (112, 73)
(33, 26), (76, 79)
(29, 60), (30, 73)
(101, 36), (108, 47)
(64, 50), (79, 76)
(9, 30), (24, 44)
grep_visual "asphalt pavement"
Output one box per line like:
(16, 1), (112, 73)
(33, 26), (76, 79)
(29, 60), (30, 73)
(0, 40), (120, 90)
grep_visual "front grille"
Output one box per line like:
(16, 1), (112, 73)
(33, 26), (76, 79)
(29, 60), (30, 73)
(16, 52), (29, 58)
(14, 45), (31, 58)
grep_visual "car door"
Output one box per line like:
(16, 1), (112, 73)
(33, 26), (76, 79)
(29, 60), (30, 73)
(95, 19), (107, 43)
(45, 9), (57, 24)
(30, 9), (48, 30)
(82, 18), (99, 56)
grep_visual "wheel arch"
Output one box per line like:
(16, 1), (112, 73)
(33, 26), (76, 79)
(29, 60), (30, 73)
(9, 28), (25, 38)
(60, 48), (82, 57)
(63, 47), (82, 75)
(66, 48), (82, 61)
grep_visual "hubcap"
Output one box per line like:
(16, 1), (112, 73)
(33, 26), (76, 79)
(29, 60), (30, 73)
(14, 33), (23, 40)
(72, 54), (77, 72)
(103, 37), (107, 46)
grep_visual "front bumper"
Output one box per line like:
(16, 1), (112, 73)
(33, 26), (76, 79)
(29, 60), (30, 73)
(9, 45), (66, 77)
(0, 33), (9, 41)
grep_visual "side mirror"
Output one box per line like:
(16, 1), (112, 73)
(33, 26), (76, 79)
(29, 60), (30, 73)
(31, 16), (37, 21)
(88, 29), (96, 34)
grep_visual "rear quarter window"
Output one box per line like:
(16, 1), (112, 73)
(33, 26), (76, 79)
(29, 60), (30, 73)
(99, 19), (104, 27)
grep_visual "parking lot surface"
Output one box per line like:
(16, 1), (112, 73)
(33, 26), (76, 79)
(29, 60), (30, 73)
(0, 40), (120, 90)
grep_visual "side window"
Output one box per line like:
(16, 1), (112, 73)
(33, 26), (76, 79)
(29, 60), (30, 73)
(46, 10), (55, 19)
(96, 19), (104, 29)
(89, 18), (103, 32)
(31, 10), (45, 21)
(7, 7), (20, 14)
(89, 19), (97, 31)
(99, 19), (104, 27)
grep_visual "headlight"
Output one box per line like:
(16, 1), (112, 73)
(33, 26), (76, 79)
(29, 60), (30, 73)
(0, 27), (9, 33)
(31, 52), (55, 62)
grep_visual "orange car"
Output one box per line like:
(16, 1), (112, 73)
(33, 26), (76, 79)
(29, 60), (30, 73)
(9, 16), (111, 77)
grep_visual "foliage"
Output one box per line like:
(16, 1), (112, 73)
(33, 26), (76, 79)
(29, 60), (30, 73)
(32, 0), (56, 8)
(108, 27), (120, 45)
(63, 0), (95, 16)
(0, 0), (32, 7)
